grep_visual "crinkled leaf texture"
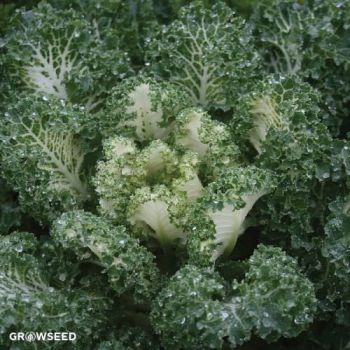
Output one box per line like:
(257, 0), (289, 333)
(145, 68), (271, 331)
(0, 96), (90, 223)
(146, 2), (260, 110)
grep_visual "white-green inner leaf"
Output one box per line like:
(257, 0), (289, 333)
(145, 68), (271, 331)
(17, 118), (88, 198)
(129, 199), (184, 246)
(171, 17), (226, 107)
(24, 31), (79, 99)
(178, 111), (208, 155)
(174, 173), (203, 201)
(249, 96), (282, 154)
(123, 84), (169, 140)
(209, 193), (265, 261)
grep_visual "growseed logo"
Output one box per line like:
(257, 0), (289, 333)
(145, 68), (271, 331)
(9, 332), (76, 342)
(25, 332), (36, 342)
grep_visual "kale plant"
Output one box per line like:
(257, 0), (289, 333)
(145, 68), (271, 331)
(0, 0), (349, 349)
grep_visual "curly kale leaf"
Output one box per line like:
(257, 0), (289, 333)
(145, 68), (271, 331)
(4, 2), (132, 112)
(52, 210), (161, 303)
(0, 232), (111, 348)
(0, 96), (91, 223)
(146, 1), (260, 110)
(251, 0), (350, 134)
(152, 245), (316, 349)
